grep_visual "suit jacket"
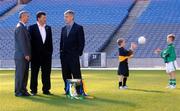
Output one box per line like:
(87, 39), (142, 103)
(60, 23), (85, 56)
(28, 24), (53, 61)
(14, 22), (31, 59)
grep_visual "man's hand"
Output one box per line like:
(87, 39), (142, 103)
(154, 48), (161, 54)
(130, 42), (137, 51)
(25, 56), (30, 61)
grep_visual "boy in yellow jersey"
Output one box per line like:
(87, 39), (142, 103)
(117, 38), (137, 89)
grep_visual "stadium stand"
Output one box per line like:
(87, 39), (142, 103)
(0, 0), (135, 61)
(2, 0), (179, 68)
(0, 0), (17, 16)
(109, 0), (180, 58)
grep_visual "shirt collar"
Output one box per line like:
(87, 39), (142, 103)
(37, 21), (46, 27)
(168, 43), (173, 46)
(19, 21), (26, 26)
(66, 21), (74, 27)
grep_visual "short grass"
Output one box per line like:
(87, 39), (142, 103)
(0, 70), (180, 111)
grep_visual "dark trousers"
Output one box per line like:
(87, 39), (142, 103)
(60, 54), (82, 90)
(30, 56), (52, 93)
(15, 58), (29, 94)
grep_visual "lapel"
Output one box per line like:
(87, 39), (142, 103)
(19, 22), (31, 39)
(64, 27), (68, 38)
(44, 25), (48, 43)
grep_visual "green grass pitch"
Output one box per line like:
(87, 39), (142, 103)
(0, 70), (180, 111)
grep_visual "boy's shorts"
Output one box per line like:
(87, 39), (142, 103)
(118, 62), (129, 77)
(165, 61), (178, 73)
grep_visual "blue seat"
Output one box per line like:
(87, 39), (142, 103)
(0, 0), (134, 59)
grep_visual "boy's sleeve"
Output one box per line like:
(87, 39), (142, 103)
(160, 46), (171, 58)
(119, 49), (133, 56)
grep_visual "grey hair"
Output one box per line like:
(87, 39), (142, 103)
(19, 11), (29, 19)
(64, 10), (75, 16)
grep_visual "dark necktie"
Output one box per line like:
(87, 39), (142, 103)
(66, 25), (71, 37)
(24, 26), (28, 30)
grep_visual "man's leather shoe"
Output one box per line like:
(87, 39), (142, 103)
(43, 91), (53, 95)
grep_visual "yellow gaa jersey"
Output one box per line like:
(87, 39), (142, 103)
(118, 47), (133, 63)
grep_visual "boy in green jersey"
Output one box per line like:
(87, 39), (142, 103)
(155, 34), (178, 89)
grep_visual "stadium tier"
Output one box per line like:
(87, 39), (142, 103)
(0, 0), (180, 64)
(0, 0), (17, 16)
(0, 0), (134, 60)
(110, 0), (180, 58)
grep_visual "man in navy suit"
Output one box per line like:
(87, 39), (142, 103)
(29, 11), (53, 95)
(60, 10), (85, 93)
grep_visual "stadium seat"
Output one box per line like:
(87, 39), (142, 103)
(0, 0), (134, 60)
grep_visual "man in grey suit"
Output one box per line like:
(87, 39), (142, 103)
(14, 11), (31, 97)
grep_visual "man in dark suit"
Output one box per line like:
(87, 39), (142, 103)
(29, 11), (53, 95)
(60, 10), (85, 93)
(14, 11), (31, 97)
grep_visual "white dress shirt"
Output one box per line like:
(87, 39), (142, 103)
(37, 22), (46, 44)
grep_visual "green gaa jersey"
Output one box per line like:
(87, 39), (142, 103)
(161, 43), (176, 63)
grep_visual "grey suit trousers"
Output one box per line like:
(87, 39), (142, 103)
(15, 58), (29, 94)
